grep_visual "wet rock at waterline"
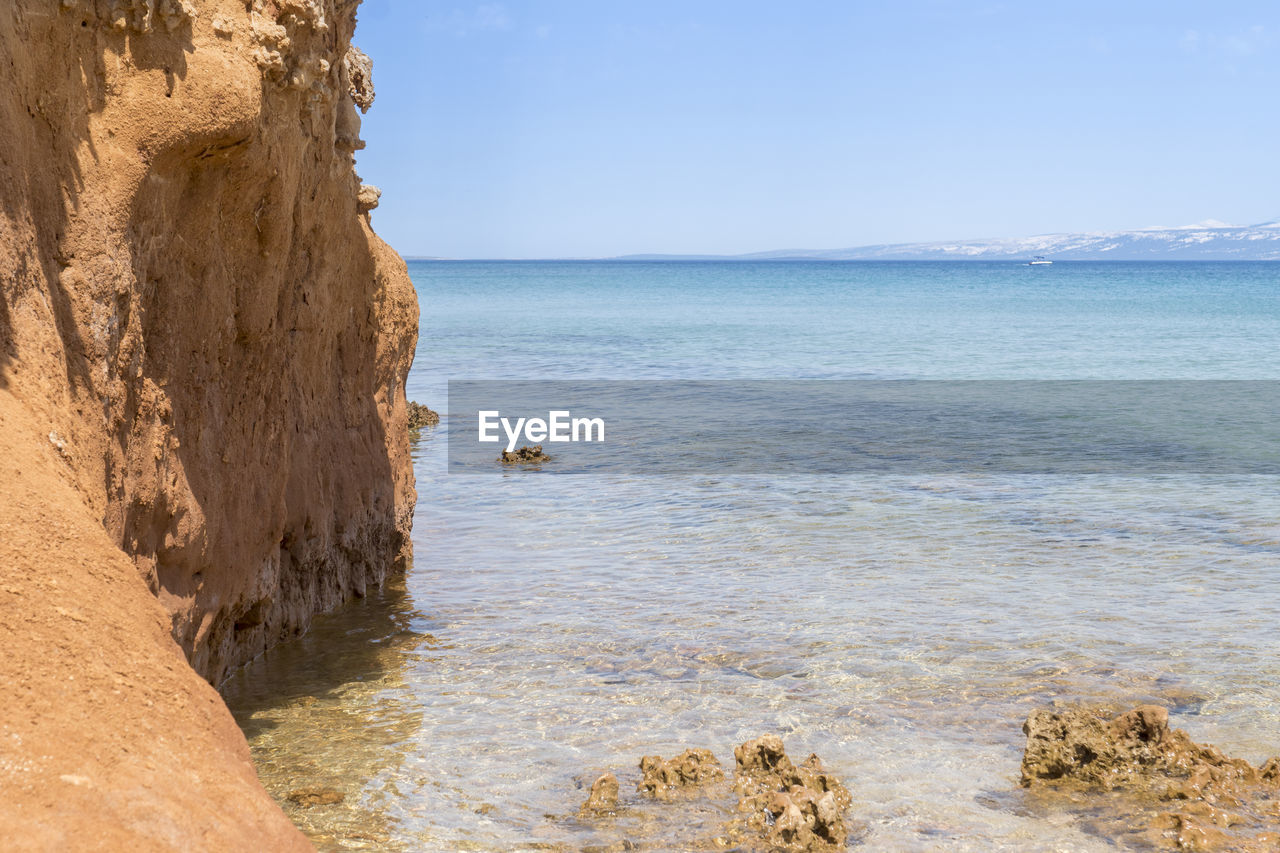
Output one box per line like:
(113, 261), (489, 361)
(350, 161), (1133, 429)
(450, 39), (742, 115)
(580, 736), (854, 853)
(1021, 705), (1280, 850)
(286, 787), (346, 808)
(407, 401), (440, 430)
(581, 773), (621, 814)
(729, 735), (854, 852)
(500, 444), (552, 464)
(638, 749), (726, 800)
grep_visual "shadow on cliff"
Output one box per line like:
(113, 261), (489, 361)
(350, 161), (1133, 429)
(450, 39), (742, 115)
(0, 9), (103, 392)
(91, 6), (416, 684)
(120, 156), (408, 681)
(0, 287), (12, 386)
(0, 11), (193, 395)
(3, 5), (415, 687)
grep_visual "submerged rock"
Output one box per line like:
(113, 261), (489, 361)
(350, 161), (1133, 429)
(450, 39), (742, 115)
(581, 773), (620, 814)
(637, 749), (725, 800)
(406, 401), (439, 430)
(1021, 705), (1280, 850)
(500, 444), (551, 464)
(286, 787), (345, 807)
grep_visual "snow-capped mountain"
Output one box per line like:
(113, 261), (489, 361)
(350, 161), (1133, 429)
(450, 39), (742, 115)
(618, 221), (1280, 261)
(737, 220), (1280, 261)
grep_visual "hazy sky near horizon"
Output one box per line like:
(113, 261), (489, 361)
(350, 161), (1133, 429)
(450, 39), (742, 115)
(354, 1), (1280, 258)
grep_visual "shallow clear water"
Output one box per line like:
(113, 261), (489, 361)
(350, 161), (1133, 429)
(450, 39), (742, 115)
(223, 261), (1280, 851)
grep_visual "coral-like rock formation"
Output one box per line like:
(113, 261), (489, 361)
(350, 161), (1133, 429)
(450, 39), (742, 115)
(1022, 706), (1280, 851)
(637, 749), (725, 800)
(1, 0), (416, 845)
(580, 738), (854, 852)
(729, 735), (854, 852)
(59, 0), (199, 34)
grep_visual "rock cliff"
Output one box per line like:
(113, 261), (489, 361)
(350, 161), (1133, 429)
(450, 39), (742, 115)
(0, 0), (416, 845)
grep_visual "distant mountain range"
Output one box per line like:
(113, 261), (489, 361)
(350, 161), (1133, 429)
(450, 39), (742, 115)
(617, 220), (1280, 261)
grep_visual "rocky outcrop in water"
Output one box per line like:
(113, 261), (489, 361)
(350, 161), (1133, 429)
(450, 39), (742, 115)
(581, 773), (621, 815)
(1022, 705), (1280, 850)
(728, 735), (854, 852)
(1, 0), (415, 845)
(578, 736), (854, 852)
(638, 749), (725, 800)
(500, 444), (551, 464)
(407, 400), (440, 430)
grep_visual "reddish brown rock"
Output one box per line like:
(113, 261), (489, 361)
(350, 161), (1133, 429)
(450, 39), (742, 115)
(0, 400), (309, 849)
(1, 0), (416, 846)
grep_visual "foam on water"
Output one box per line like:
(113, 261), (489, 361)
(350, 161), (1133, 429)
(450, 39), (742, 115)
(222, 261), (1280, 851)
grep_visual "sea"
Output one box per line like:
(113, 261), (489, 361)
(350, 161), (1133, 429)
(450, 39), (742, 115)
(222, 261), (1280, 851)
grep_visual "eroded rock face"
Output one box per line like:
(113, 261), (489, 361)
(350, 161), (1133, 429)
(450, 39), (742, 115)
(1022, 706), (1280, 850)
(344, 44), (374, 112)
(358, 182), (382, 213)
(1, 0), (418, 685)
(1, 0), (415, 842)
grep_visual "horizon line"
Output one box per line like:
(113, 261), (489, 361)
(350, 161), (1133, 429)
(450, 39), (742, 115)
(399, 218), (1280, 262)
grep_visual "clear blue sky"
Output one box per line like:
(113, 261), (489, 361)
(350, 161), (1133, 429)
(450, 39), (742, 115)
(353, 1), (1279, 258)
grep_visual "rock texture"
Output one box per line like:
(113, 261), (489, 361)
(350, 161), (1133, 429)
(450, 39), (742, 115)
(581, 773), (621, 815)
(729, 735), (854, 852)
(0, 396), (309, 849)
(1022, 706), (1280, 851)
(406, 400), (439, 429)
(1, 0), (416, 846)
(579, 737), (854, 852)
(637, 749), (725, 800)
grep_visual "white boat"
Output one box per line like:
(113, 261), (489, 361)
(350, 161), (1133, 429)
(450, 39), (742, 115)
(1028, 256), (1053, 266)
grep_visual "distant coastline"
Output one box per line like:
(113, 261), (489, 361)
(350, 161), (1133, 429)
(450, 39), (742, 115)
(406, 220), (1280, 262)
(405, 256), (1280, 262)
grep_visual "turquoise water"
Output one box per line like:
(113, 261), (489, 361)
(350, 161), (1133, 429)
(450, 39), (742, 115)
(407, 261), (1280, 402)
(226, 261), (1280, 851)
